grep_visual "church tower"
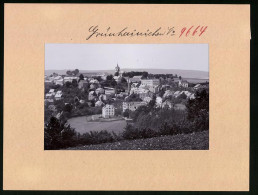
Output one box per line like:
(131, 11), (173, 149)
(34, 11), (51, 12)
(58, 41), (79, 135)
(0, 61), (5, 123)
(115, 63), (120, 73)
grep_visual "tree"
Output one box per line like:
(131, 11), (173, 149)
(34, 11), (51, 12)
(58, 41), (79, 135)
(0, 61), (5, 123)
(186, 89), (209, 131)
(111, 80), (117, 87)
(72, 79), (78, 87)
(141, 71), (148, 79)
(74, 69), (79, 75)
(66, 70), (72, 76)
(178, 92), (187, 99)
(179, 76), (182, 80)
(121, 77), (127, 83)
(63, 104), (72, 112)
(65, 81), (72, 88)
(123, 109), (130, 118)
(44, 117), (76, 149)
(106, 75), (113, 81)
(79, 74), (84, 81)
(148, 95), (156, 108)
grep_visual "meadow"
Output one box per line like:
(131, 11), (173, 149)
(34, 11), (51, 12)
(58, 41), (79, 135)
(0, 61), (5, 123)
(67, 116), (127, 134)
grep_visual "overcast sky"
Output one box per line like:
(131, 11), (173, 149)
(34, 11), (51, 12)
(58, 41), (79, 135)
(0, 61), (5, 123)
(45, 44), (208, 72)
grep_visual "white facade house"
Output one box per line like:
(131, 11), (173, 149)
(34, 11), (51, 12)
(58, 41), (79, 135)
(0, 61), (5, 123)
(178, 80), (189, 88)
(63, 76), (79, 83)
(155, 96), (163, 107)
(122, 101), (147, 112)
(88, 91), (97, 101)
(102, 104), (115, 118)
(113, 76), (122, 83)
(54, 91), (63, 100)
(55, 78), (64, 86)
(95, 100), (104, 107)
(96, 88), (105, 95)
(129, 76), (142, 83)
(141, 79), (160, 86)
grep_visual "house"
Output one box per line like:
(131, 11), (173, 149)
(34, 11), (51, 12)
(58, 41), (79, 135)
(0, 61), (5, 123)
(45, 93), (53, 99)
(189, 94), (195, 99)
(141, 79), (160, 86)
(90, 83), (97, 90)
(89, 79), (99, 84)
(148, 85), (159, 93)
(79, 100), (85, 104)
(99, 94), (108, 101)
(104, 87), (115, 95)
(48, 105), (57, 112)
(88, 91), (97, 101)
(49, 89), (55, 94)
(78, 80), (89, 89)
(55, 79), (64, 86)
(173, 91), (181, 98)
(96, 88), (105, 95)
(163, 90), (174, 98)
(139, 90), (154, 100)
(162, 99), (173, 109)
(44, 80), (53, 87)
(143, 97), (152, 103)
(193, 84), (208, 90)
(129, 76), (142, 83)
(54, 91), (63, 100)
(155, 96), (163, 107)
(122, 101), (147, 112)
(95, 100), (104, 107)
(64, 76), (79, 83)
(113, 76), (122, 83)
(45, 89), (55, 99)
(179, 79), (189, 88)
(102, 104), (115, 118)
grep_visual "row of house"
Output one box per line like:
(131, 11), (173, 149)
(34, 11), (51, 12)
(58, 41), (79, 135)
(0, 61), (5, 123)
(45, 89), (63, 102)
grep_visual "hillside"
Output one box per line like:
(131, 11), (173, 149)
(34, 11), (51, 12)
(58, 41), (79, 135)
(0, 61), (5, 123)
(67, 131), (209, 150)
(45, 68), (209, 79)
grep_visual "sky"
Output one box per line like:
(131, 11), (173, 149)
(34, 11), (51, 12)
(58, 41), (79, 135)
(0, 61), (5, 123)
(45, 44), (209, 72)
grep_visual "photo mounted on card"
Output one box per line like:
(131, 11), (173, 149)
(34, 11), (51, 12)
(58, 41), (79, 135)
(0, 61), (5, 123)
(4, 4), (250, 191)
(44, 43), (209, 150)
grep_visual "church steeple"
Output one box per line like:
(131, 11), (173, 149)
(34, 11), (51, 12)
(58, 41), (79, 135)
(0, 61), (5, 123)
(115, 63), (120, 73)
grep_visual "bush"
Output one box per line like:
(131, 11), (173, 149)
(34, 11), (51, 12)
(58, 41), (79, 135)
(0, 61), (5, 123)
(78, 130), (115, 145)
(44, 117), (77, 150)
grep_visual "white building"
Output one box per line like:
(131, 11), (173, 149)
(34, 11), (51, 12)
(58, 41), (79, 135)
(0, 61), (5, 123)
(102, 104), (115, 118)
(96, 88), (105, 95)
(148, 85), (159, 93)
(88, 91), (97, 101)
(122, 101), (147, 112)
(155, 96), (163, 107)
(95, 100), (104, 107)
(179, 80), (189, 88)
(129, 76), (142, 83)
(55, 78), (64, 86)
(113, 76), (122, 83)
(55, 91), (63, 100)
(143, 97), (152, 103)
(63, 76), (79, 83)
(141, 79), (160, 86)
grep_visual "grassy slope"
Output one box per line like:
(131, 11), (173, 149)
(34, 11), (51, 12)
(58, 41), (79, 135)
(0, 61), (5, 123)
(67, 131), (209, 150)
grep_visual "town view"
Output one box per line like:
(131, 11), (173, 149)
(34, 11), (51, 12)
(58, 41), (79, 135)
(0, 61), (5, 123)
(44, 44), (209, 150)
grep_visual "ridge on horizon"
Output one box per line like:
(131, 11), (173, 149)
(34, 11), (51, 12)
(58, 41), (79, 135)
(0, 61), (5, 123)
(45, 68), (209, 72)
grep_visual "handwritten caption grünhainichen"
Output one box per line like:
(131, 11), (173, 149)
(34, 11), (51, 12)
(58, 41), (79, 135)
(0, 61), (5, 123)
(86, 25), (208, 40)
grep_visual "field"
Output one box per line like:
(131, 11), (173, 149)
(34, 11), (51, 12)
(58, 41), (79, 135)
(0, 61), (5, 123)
(67, 116), (127, 134)
(184, 78), (209, 84)
(67, 130), (209, 150)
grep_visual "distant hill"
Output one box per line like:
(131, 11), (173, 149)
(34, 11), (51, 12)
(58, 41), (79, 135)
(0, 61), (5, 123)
(45, 68), (209, 79)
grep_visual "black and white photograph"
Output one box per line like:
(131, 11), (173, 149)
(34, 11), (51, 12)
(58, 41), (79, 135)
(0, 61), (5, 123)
(44, 44), (209, 150)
